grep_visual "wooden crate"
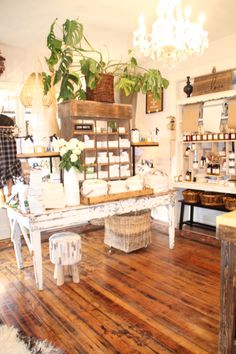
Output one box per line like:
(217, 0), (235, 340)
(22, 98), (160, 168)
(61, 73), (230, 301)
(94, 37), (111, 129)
(80, 188), (154, 205)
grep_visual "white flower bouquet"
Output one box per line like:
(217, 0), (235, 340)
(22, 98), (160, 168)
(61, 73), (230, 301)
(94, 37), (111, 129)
(52, 138), (85, 171)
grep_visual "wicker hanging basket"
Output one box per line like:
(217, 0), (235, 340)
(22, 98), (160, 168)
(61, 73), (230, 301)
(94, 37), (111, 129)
(86, 73), (114, 103)
(104, 210), (151, 253)
(20, 72), (54, 107)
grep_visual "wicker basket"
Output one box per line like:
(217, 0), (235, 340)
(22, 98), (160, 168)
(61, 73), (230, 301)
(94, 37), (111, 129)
(182, 189), (200, 203)
(200, 192), (224, 206)
(86, 73), (114, 103)
(104, 210), (151, 253)
(223, 196), (236, 211)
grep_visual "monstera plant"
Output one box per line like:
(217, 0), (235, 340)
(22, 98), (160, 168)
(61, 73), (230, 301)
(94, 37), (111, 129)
(43, 18), (169, 102)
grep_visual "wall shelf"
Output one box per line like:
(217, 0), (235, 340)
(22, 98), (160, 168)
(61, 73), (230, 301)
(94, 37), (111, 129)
(177, 88), (236, 106)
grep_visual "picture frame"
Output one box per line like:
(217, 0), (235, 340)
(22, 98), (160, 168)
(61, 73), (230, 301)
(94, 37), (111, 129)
(146, 89), (163, 114)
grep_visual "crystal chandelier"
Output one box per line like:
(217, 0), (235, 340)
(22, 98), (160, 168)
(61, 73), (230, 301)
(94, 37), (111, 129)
(133, 0), (208, 66)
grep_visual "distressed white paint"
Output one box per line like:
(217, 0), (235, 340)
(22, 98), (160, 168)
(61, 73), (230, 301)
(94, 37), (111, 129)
(6, 190), (176, 290)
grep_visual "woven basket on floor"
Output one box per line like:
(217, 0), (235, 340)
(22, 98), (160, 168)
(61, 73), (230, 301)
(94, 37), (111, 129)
(223, 196), (236, 211)
(104, 210), (151, 253)
(182, 189), (200, 204)
(200, 192), (224, 206)
(86, 73), (114, 103)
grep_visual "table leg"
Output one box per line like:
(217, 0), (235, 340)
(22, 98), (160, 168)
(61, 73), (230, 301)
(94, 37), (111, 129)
(11, 219), (23, 269)
(30, 229), (43, 290)
(167, 204), (175, 249)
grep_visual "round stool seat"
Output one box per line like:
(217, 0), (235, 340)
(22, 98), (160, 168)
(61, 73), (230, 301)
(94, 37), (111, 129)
(49, 231), (81, 266)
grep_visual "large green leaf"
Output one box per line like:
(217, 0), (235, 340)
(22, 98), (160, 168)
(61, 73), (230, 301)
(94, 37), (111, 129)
(63, 19), (83, 47)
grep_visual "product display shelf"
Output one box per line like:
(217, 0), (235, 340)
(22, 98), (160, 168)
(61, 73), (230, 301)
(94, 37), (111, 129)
(173, 181), (236, 194)
(131, 142), (159, 175)
(181, 139), (236, 182)
(175, 88), (236, 191)
(58, 100), (132, 181)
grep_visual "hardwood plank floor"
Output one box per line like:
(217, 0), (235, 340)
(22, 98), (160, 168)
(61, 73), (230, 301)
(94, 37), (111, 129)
(0, 227), (220, 353)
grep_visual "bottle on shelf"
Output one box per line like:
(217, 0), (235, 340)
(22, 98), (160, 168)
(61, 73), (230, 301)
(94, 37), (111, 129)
(185, 170), (192, 181)
(184, 146), (190, 156)
(207, 163), (212, 174)
(200, 156), (206, 167)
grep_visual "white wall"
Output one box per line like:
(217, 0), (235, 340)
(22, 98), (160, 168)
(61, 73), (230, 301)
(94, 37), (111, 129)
(135, 32), (236, 224)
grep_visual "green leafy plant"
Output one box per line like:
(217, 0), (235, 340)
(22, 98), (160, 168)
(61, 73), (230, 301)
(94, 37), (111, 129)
(43, 18), (169, 102)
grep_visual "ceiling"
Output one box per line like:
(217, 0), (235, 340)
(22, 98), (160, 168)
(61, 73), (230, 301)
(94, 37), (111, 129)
(1, 0), (236, 64)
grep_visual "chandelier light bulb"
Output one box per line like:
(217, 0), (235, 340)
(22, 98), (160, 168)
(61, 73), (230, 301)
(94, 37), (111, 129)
(133, 0), (208, 68)
(198, 13), (206, 26)
(184, 6), (191, 20)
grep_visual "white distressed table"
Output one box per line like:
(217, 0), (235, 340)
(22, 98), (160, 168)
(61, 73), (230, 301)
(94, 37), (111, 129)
(7, 190), (176, 290)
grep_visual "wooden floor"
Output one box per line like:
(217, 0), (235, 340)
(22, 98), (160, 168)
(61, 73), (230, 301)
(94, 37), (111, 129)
(0, 227), (220, 354)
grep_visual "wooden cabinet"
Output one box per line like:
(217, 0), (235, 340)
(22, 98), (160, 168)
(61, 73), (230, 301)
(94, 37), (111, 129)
(58, 100), (132, 181)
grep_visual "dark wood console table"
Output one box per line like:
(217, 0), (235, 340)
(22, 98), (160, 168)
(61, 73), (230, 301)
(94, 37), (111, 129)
(179, 199), (227, 231)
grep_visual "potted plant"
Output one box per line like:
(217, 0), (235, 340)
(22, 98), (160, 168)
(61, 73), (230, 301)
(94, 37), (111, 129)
(43, 18), (169, 103)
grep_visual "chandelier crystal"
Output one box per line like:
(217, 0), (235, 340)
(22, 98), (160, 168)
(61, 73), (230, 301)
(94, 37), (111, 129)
(133, 0), (208, 66)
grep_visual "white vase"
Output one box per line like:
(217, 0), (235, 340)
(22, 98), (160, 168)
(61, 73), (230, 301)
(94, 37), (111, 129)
(63, 167), (80, 206)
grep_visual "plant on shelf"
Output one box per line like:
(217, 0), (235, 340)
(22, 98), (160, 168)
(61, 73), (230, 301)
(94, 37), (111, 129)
(52, 138), (85, 171)
(43, 18), (169, 102)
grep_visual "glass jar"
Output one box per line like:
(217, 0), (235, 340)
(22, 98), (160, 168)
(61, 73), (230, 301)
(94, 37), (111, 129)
(224, 133), (229, 140)
(208, 133), (213, 140)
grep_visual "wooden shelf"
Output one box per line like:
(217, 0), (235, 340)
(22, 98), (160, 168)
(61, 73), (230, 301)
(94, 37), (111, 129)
(131, 142), (159, 147)
(173, 181), (236, 194)
(17, 152), (60, 158)
(177, 89), (236, 106)
(59, 100), (132, 182)
(58, 100), (132, 120)
(183, 139), (236, 144)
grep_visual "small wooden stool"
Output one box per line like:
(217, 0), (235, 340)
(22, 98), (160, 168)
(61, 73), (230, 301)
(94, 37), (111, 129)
(49, 232), (82, 286)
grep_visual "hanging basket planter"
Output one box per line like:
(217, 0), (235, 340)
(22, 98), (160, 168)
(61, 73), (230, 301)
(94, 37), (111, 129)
(86, 73), (114, 103)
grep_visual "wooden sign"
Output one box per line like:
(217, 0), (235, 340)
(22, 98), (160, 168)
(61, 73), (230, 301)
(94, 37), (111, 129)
(146, 89), (163, 114)
(192, 68), (233, 96)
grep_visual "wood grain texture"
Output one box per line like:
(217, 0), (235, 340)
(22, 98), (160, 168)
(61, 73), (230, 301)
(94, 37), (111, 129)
(81, 188), (154, 205)
(0, 227), (220, 353)
(58, 100), (132, 120)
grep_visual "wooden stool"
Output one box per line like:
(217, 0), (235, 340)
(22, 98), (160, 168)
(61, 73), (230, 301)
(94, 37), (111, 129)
(49, 232), (82, 286)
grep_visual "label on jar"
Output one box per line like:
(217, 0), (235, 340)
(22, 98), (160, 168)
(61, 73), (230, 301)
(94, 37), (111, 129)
(208, 134), (213, 140)
(219, 133), (224, 140)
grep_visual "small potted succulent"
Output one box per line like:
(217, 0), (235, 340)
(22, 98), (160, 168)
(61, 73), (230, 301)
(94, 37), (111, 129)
(43, 18), (169, 103)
